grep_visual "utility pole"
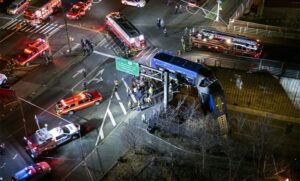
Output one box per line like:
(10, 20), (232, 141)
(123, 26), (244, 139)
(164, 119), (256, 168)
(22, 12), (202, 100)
(61, 6), (72, 53)
(163, 71), (169, 112)
(215, 0), (222, 22)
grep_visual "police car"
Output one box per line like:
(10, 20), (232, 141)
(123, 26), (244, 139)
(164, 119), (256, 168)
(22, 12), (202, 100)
(11, 162), (51, 181)
(24, 123), (80, 158)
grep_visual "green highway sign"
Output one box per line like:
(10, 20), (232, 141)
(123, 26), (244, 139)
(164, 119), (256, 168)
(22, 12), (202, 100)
(115, 57), (139, 76)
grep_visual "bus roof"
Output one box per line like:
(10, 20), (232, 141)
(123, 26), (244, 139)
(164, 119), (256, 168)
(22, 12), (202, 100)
(153, 52), (213, 78)
(110, 13), (141, 38)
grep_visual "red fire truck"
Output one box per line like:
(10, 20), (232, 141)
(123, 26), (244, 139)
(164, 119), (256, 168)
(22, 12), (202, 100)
(23, 0), (62, 26)
(105, 12), (145, 55)
(191, 29), (263, 58)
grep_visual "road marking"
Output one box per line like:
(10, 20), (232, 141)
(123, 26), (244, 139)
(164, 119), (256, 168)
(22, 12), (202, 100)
(0, 163), (6, 169)
(72, 68), (86, 78)
(40, 24), (56, 34)
(107, 109), (116, 126)
(121, 78), (137, 103)
(1, 19), (17, 29)
(114, 92), (120, 101)
(0, 31), (17, 44)
(34, 23), (49, 33)
(12, 154), (18, 160)
(145, 47), (158, 61)
(119, 102), (127, 115)
(94, 50), (117, 59)
(98, 38), (106, 46)
(87, 68), (104, 84)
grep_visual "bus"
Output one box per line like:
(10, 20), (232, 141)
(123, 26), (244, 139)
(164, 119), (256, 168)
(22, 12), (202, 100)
(151, 52), (228, 129)
(191, 29), (263, 58)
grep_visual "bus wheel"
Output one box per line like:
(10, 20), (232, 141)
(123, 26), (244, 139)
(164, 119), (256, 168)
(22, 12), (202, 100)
(68, 110), (75, 115)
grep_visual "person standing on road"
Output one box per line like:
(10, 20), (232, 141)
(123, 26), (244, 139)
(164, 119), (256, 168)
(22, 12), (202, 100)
(160, 18), (165, 29)
(156, 18), (161, 29)
(163, 27), (168, 37)
(175, 5), (178, 14)
(86, 39), (94, 54)
(179, 4), (182, 13)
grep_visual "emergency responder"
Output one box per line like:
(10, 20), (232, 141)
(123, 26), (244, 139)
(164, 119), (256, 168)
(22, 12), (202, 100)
(0, 143), (5, 155)
(163, 28), (168, 37)
(114, 80), (119, 92)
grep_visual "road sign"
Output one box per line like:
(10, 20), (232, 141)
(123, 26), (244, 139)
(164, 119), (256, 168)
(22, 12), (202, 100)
(116, 57), (139, 76)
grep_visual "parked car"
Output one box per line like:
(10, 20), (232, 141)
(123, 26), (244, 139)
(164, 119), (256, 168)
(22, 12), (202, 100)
(11, 162), (51, 181)
(0, 73), (8, 86)
(7, 0), (29, 15)
(121, 0), (146, 7)
(66, 1), (92, 20)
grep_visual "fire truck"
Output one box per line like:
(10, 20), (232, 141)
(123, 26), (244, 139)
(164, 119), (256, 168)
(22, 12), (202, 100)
(191, 29), (263, 58)
(24, 123), (80, 158)
(55, 90), (103, 115)
(105, 12), (145, 55)
(23, 0), (62, 26)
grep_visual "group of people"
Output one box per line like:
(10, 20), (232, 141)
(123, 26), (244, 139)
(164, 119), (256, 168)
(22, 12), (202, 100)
(175, 4), (183, 14)
(128, 76), (157, 111)
(156, 18), (168, 37)
(81, 38), (94, 56)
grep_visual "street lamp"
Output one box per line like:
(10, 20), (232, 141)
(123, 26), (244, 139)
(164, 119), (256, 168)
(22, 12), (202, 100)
(61, 5), (72, 53)
(215, 0), (222, 22)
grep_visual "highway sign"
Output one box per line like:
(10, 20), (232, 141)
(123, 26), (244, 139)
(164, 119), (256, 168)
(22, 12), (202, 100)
(116, 57), (139, 76)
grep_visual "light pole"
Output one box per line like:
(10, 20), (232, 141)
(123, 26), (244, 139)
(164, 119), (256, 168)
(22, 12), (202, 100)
(215, 0), (222, 22)
(61, 5), (72, 53)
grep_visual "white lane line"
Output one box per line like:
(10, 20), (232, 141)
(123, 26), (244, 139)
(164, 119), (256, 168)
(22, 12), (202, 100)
(1, 19), (17, 29)
(42, 25), (56, 34)
(121, 78), (137, 103)
(22, 25), (33, 32)
(6, 20), (19, 30)
(145, 47), (158, 61)
(114, 92), (120, 101)
(98, 38), (106, 46)
(36, 23), (50, 33)
(119, 102), (127, 115)
(104, 39), (114, 48)
(94, 50), (117, 59)
(12, 154), (18, 160)
(107, 109), (116, 126)
(0, 163), (6, 169)
(0, 31), (17, 44)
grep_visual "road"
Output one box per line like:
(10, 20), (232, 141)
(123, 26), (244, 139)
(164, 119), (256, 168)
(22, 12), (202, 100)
(0, 0), (299, 180)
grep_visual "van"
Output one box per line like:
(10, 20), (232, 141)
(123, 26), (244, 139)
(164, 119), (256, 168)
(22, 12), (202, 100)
(7, 0), (29, 15)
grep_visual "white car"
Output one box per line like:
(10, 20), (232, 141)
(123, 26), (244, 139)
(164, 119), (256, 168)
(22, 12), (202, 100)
(0, 73), (7, 86)
(121, 0), (146, 7)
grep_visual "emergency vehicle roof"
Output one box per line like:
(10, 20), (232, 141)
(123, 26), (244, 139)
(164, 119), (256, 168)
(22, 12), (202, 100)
(28, 128), (53, 145)
(30, 0), (57, 8)
(201, 29), (258, 46)
(109, 13), (141, 38)
(153, 52), (213, 78)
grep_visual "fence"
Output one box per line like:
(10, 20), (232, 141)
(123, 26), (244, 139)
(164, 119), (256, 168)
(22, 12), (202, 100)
(227, 20), (300, 40)
(229, 0), (253, 22)
(191, 53), (300, 79)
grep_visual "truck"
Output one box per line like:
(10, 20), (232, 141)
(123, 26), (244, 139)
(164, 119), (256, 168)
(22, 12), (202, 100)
(105, 12), (145, 55)
(23, 0), (62, 26)
(24, 123), (80, 158)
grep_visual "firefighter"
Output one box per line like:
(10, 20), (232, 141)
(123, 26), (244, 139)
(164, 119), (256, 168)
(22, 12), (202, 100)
(0, 143), (5, 155)
(114, 80), (119, 92)
(163, 28), (168, 37)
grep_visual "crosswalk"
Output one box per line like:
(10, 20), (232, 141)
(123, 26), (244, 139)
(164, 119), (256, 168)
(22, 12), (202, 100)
(0, 19), (61, 36)
(97, 37), (174, 66)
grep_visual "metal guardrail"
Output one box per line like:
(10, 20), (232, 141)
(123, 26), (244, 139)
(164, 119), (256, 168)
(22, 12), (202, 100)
(190, 53), (300, 79)
(227, 22), (300, 40)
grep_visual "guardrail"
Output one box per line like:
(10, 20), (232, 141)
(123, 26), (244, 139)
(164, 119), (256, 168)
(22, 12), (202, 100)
(227, 20), (300, 40)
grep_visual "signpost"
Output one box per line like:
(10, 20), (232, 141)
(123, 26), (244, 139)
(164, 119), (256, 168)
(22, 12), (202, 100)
(115, 57), (139, 76)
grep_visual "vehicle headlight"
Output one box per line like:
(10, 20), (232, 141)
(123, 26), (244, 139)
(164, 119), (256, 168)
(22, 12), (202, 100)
(130, 38), (135, 44)
(139, 35), (144, 40)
